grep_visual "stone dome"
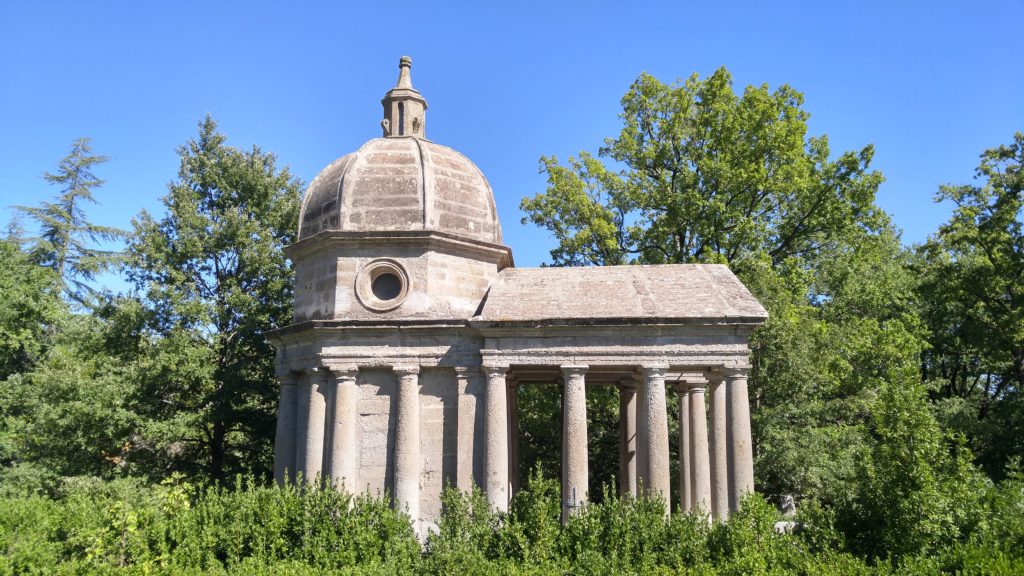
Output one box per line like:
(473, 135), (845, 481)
(298, 57), (502, 245)
(298, 136), (503, 244)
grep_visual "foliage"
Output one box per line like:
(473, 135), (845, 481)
(0, 238), (63, 382)
(125, 116), (302, 481)
(15, 138), (124, 304)
(521, 67), (885, 270)
(835, 380), (986, 561)
(916, 132), (1024, 478)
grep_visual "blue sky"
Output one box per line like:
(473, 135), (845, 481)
(2, 1), (1022, 284)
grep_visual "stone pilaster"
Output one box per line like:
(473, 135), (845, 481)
(273, 371), (299, 485)
(327, 367), (359, 493)
(689, 383), (712, 517)
(561, 365), (589, 522)
(618, 379), (637, 497)
(676, 383), (691, 512)
(483, 365), (510, 512)
(642, 365), (671, 513)
(393, 366), (421, 525)
(454, 367), (479, 493)
(726, 368), (754, 511)
(707, 371), (729, 521)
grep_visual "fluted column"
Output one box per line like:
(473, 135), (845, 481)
(273, 371), (299, 485)
(328, 367), (359, 493)
(689, 383), (712, 516)
(642, 365), (671, 512)
(561, 365), (589, 522)
(483, 365), (510, 512)
(707, 371), (729, 521)
(726, 368), (754, 511)
(298, 368), (328, 484)
(393, 366), (421, 524)
(618, 380), (637, 497)
(677, 383), (691, 512)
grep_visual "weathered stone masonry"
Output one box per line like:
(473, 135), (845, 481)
(267, 57), (768, 535)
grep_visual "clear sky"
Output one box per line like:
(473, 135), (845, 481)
(2, 1), (1022, 284)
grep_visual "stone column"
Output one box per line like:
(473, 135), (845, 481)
(677, 383), (691, 513)
(635, 373), (649, 494)
(508, 378), (521, 497)
(642, 365), (671, 512)
(689, 383), (712, 516)
(726, 368), (754, 511)
(483, 365), (510, 512)
(707, 371), (729, 521)
(327, 367), (359, 493)
(618, 380), (637, 497)
(298, 368), (328, 484)
(561, 365), (589, 522)
(393, 366), (421, 525)
(273, 371), (299, 485)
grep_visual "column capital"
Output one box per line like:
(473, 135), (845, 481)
(277, 371), (301, 387)
(560, 364), (589, 377)
(704, 370), (725, 385)
(392, 365), (421, 377)
(672, 381), (691, 394)
(640, 364), (670, 377)
(481, 364), (509, 377)
(722, 366), (749, 379)
(324, 365), (359, 383)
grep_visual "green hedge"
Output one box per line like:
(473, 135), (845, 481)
(1, 471), (1022, 575)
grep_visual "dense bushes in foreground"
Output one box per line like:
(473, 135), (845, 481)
(1, 471), (1022, 575)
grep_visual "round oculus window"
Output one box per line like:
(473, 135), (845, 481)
(371, 272), (402, 301)
(355, 260), (409, 312)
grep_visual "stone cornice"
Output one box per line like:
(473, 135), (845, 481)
(284, 229), (514, 269)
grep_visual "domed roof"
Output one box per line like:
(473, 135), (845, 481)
(298, 137), (502, 244)
(297, 57), (503, 245)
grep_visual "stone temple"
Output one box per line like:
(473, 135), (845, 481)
(268, 57), (768, 534)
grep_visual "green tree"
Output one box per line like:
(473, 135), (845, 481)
(917, 133), (1024, 477)
(0, 237), (63, 380)
(126, 116), (301, 481)
(521, 67), (885, 271)
(15, 138), (124, 304)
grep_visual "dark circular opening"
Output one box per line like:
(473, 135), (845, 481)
(371, 273), (403, 301)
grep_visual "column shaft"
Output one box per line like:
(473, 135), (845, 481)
(483, 366), (510, 512)
(273, 372), (299, 485)
(393, 367), (421, 524)
(678, 386), (691, 512)
(635, 375), (649, 493)
(727, 369), (755, 511)
(561, 365), (589, 522)
(300, 369), (328, 484)
(643, 366), (671, 512)
(328, 368), (359, 493)
(689, 385), (712, 516)
(708, 374), (729, 521)
(618, 384), (637, 497)
(508, 379), (521, 496)
(454, 368), (477, 493)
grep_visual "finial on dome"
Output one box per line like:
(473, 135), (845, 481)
(396, 56), (414, 89)
(381, 55), (428, 139)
